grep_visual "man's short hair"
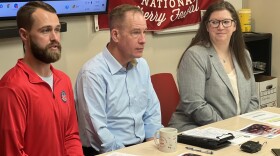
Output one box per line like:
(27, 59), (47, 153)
(109, 4), (143, 30)
(17, 1), (57, 31)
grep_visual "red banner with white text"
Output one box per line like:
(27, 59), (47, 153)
(98, 0), (217, 31)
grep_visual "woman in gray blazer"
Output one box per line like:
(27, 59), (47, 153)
(168, 1), (259, 132)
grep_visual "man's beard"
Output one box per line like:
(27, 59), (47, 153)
(30, 38), (62, 64)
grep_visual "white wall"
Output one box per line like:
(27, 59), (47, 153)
(0, 0), (241, 87)
(0, 16), (196, 87)
(0, 16), (196, 85)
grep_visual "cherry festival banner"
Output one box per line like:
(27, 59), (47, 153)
(98, 0), (217, 31)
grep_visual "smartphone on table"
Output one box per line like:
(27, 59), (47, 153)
(272, 148), (280, 156)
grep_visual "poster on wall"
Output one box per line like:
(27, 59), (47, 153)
(97, 0), (218, 31)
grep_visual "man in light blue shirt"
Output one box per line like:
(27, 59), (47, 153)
(74, 4), (162, 155)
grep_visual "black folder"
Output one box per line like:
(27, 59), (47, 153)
(177, 133), (234, 150)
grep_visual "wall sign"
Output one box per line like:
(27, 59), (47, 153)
(97, 0), (217, 31)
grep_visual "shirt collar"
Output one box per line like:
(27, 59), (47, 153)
(103, 47), (138, 75)
(16, 58), (59, 83)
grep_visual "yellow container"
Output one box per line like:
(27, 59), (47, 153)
(239, 9), (251, 32)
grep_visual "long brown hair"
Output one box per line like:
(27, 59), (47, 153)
(178, 1), (251, 79)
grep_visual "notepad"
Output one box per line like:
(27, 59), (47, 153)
(182, 127), (234, 141)
(181, 127), (256, 145)
(178, 127), (234, 149)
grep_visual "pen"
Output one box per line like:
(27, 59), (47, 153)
(185, 146), (213, 155)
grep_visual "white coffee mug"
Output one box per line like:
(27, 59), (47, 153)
(154, 127), (178, 153)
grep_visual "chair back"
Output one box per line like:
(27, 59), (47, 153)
(151, 73), (180, 127)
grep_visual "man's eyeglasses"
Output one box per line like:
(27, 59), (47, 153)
(208, 19), (236, 28)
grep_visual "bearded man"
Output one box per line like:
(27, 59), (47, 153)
(0, 2), (83, 156)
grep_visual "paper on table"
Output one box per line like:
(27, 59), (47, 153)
(239, 123), (280, 138)
(182, 127), (226, 140)
(105, 152), (138, 156)
(240, 110), (280, 126)
(182, 127), (256, 145)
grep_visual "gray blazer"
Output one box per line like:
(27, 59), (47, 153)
(168, 45), (259, 132)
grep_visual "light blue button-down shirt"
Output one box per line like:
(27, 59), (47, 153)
(75, 47), (162, 153)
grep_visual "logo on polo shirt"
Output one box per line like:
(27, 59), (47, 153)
(61, 91), (67, 103)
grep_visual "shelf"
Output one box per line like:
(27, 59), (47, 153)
(244, 32), (272, 76)
(253, 69), (265, 75)
(243, 32), (272, 42)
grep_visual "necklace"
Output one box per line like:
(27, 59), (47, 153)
(220, 52), (230, 64)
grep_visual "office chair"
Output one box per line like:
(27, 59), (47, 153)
(151, 73), (180, 127)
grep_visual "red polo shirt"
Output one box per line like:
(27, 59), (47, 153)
(0, 59), (83, 156)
